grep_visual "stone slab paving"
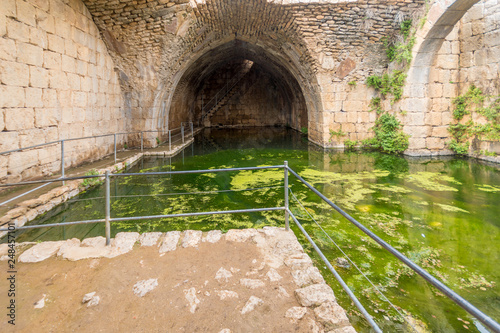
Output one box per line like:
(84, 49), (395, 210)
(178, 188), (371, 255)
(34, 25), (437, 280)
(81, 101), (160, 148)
(0, 227), (356, 332)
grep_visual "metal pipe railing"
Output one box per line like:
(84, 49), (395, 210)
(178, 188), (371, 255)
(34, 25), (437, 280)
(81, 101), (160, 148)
(286, 166), (500, 333)
(0, 123), (195, 205)
(1, 161), (498, 332)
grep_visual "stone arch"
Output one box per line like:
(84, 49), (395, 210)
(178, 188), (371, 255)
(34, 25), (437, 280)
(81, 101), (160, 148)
(403, 0), (481, 154)
(155, 37), (321, 135)
(409, 0), (480, 84)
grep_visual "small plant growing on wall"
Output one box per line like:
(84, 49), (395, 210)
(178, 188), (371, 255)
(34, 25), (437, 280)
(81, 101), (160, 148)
(156, 137), (160, 145)
(301, 127), (308, 135)
(329, 127), (346, 142)
(447, 85), (500, 156)
(80, 169), (102, 189)
(348, 81), (357, 88)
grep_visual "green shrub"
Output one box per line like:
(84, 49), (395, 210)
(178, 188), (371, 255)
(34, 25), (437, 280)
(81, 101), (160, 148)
(369, 113), (409, 154)
(344, 140), (358, 150)
(80, 169), (102, 188)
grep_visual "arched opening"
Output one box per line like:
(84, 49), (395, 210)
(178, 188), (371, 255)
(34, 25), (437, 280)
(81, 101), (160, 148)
(163, 39), (310, 133)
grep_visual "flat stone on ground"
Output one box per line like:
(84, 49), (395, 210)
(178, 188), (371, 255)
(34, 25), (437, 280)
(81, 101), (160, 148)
(159, 231), (181, 253)
(182, 230), (202, 248)
(215, 267), (233, 283)
(241, 296), (263, 314)
(295, 284), (336, 307)
(139, 232), (162, 246)
(133, 278), (158, 297)
(240, 278), (265, 289)
(285, 306), (308, 322)
(19, 241), (66, 263)
(314, 301), (350, 330)
(203, 230), (222, 243)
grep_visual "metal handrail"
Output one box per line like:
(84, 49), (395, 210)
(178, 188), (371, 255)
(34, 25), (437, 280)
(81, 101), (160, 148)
(1, 162), (499, 332)
(0, 123), (194, 206)
(285, 166), (500, 333)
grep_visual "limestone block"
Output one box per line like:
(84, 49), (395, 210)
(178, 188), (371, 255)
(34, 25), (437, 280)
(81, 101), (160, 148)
(0, 38), (16, 61)
(43, 50), (62, 70)
(184, 287), (200, 313)
(425, 112), (442, 126)
(17, 42), (43, 67)
(0, 109), (4, 131)
(25, 87), (43, 108)
(54, 18), (71, 40)
(295, 284), (336, 307)
(108, 232), (139, 256)
(5, 108), (34, 130)
(203, 230), (222, 243)
(16, 0), (37, 27)
(314, 301), (350, 330)
(65, 39), (77, 58)
(334, 111), (347, 123)
(432, 126), (449, 138)
(182, 230), (202, 248)
(61, 55), (76, 73)
(133, 278), (158, 297)
(67, 72), (81, 90)
(76, 59), (87, 76)
(19, 128), (45, 147)
(285, 307), (307, 323)
(426, 137), (445, 150)
(72, 91), (87, 108)
(343, 101), (363, 112)
(442, 84), (457, 98)
(404, 125), (430, 139)
(226, 229), (259, 242)
(428, 84), (443, 98)
(7, 18), (29, 43)
(30, 66), (49, 88)
(48, 69), (68, 89)
(241, 296), (263, 315)
(48, 34), (65, 54)
(18, 240), (66, 263)
(139, 232), (162, 246)
(0, 131), (18, 152)
(240, 278), (265, 289)
(291, 266), (325, 287)
(0, 60), (29, 87)
(42, 89), (57, 108)
(3, 0), (16, 17)
(159, 231), (181, 253)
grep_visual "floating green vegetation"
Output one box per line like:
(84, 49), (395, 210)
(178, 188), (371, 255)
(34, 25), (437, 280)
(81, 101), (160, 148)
(475, 184), (500, 192)
(459, 273), (496, 290)
(230, 169), (283, 190)
(401, 172), (461, 192)
(434, 203), (469, 214)
(370, 184), (413, 193)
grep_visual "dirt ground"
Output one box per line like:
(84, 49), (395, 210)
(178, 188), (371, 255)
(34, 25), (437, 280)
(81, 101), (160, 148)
(1, 239), (321, 332)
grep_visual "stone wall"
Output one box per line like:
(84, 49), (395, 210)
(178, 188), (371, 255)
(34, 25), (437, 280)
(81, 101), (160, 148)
(0, 0), (124, 183)
(458, 0), (500, 155)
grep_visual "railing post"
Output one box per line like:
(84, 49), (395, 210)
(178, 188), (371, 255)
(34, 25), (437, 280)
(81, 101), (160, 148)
(113, 134), (117, 164)
(61, 139), (65, 185)
(105, 171), (111, 246)
(141, 132), (143, 152)
(191, 122), (193, 138)
(169, 130), (172, 151)
(284, 161), (289, 231)
(181, 124), (185, 144)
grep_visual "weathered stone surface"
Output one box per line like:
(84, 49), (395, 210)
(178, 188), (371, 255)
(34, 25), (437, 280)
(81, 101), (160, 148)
(133, 279), (158, 297)
(278, 286), (290, 298)
(19, 240), (66, 263)
(107, 232), (139, 258)
(314, 301), (350, 330)
(226, 229), (259, 242)
(215, 267), (233, 283)
(328, 326), (357, 333)
(203, 230), (222, 243)
(182, 230), (202, 248)
(284, 253), (314, 270)
(219, 329), (231, 333)
(266, 268), (282, 282)
(87, 295), (100, 307)
(34, 294), (46, 309)
(216, 290), (239, 300)
(335, 258), (350, 269)
(159, 231), (181, 254)
(291, 266), (325, 287)
(295, 284), (336, 307)
(139, 232), (162, 247)
(184, 287), (200, 313)
(82, 292), (96, 303)
(241, 296), (263, 314)
(240, 278), (265, 289)
(82, 237), (106, 247)
(285, 307), (307, 322)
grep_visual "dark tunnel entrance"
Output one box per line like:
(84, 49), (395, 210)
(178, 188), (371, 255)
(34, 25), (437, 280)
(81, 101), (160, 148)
(166, 39), (309, 132)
